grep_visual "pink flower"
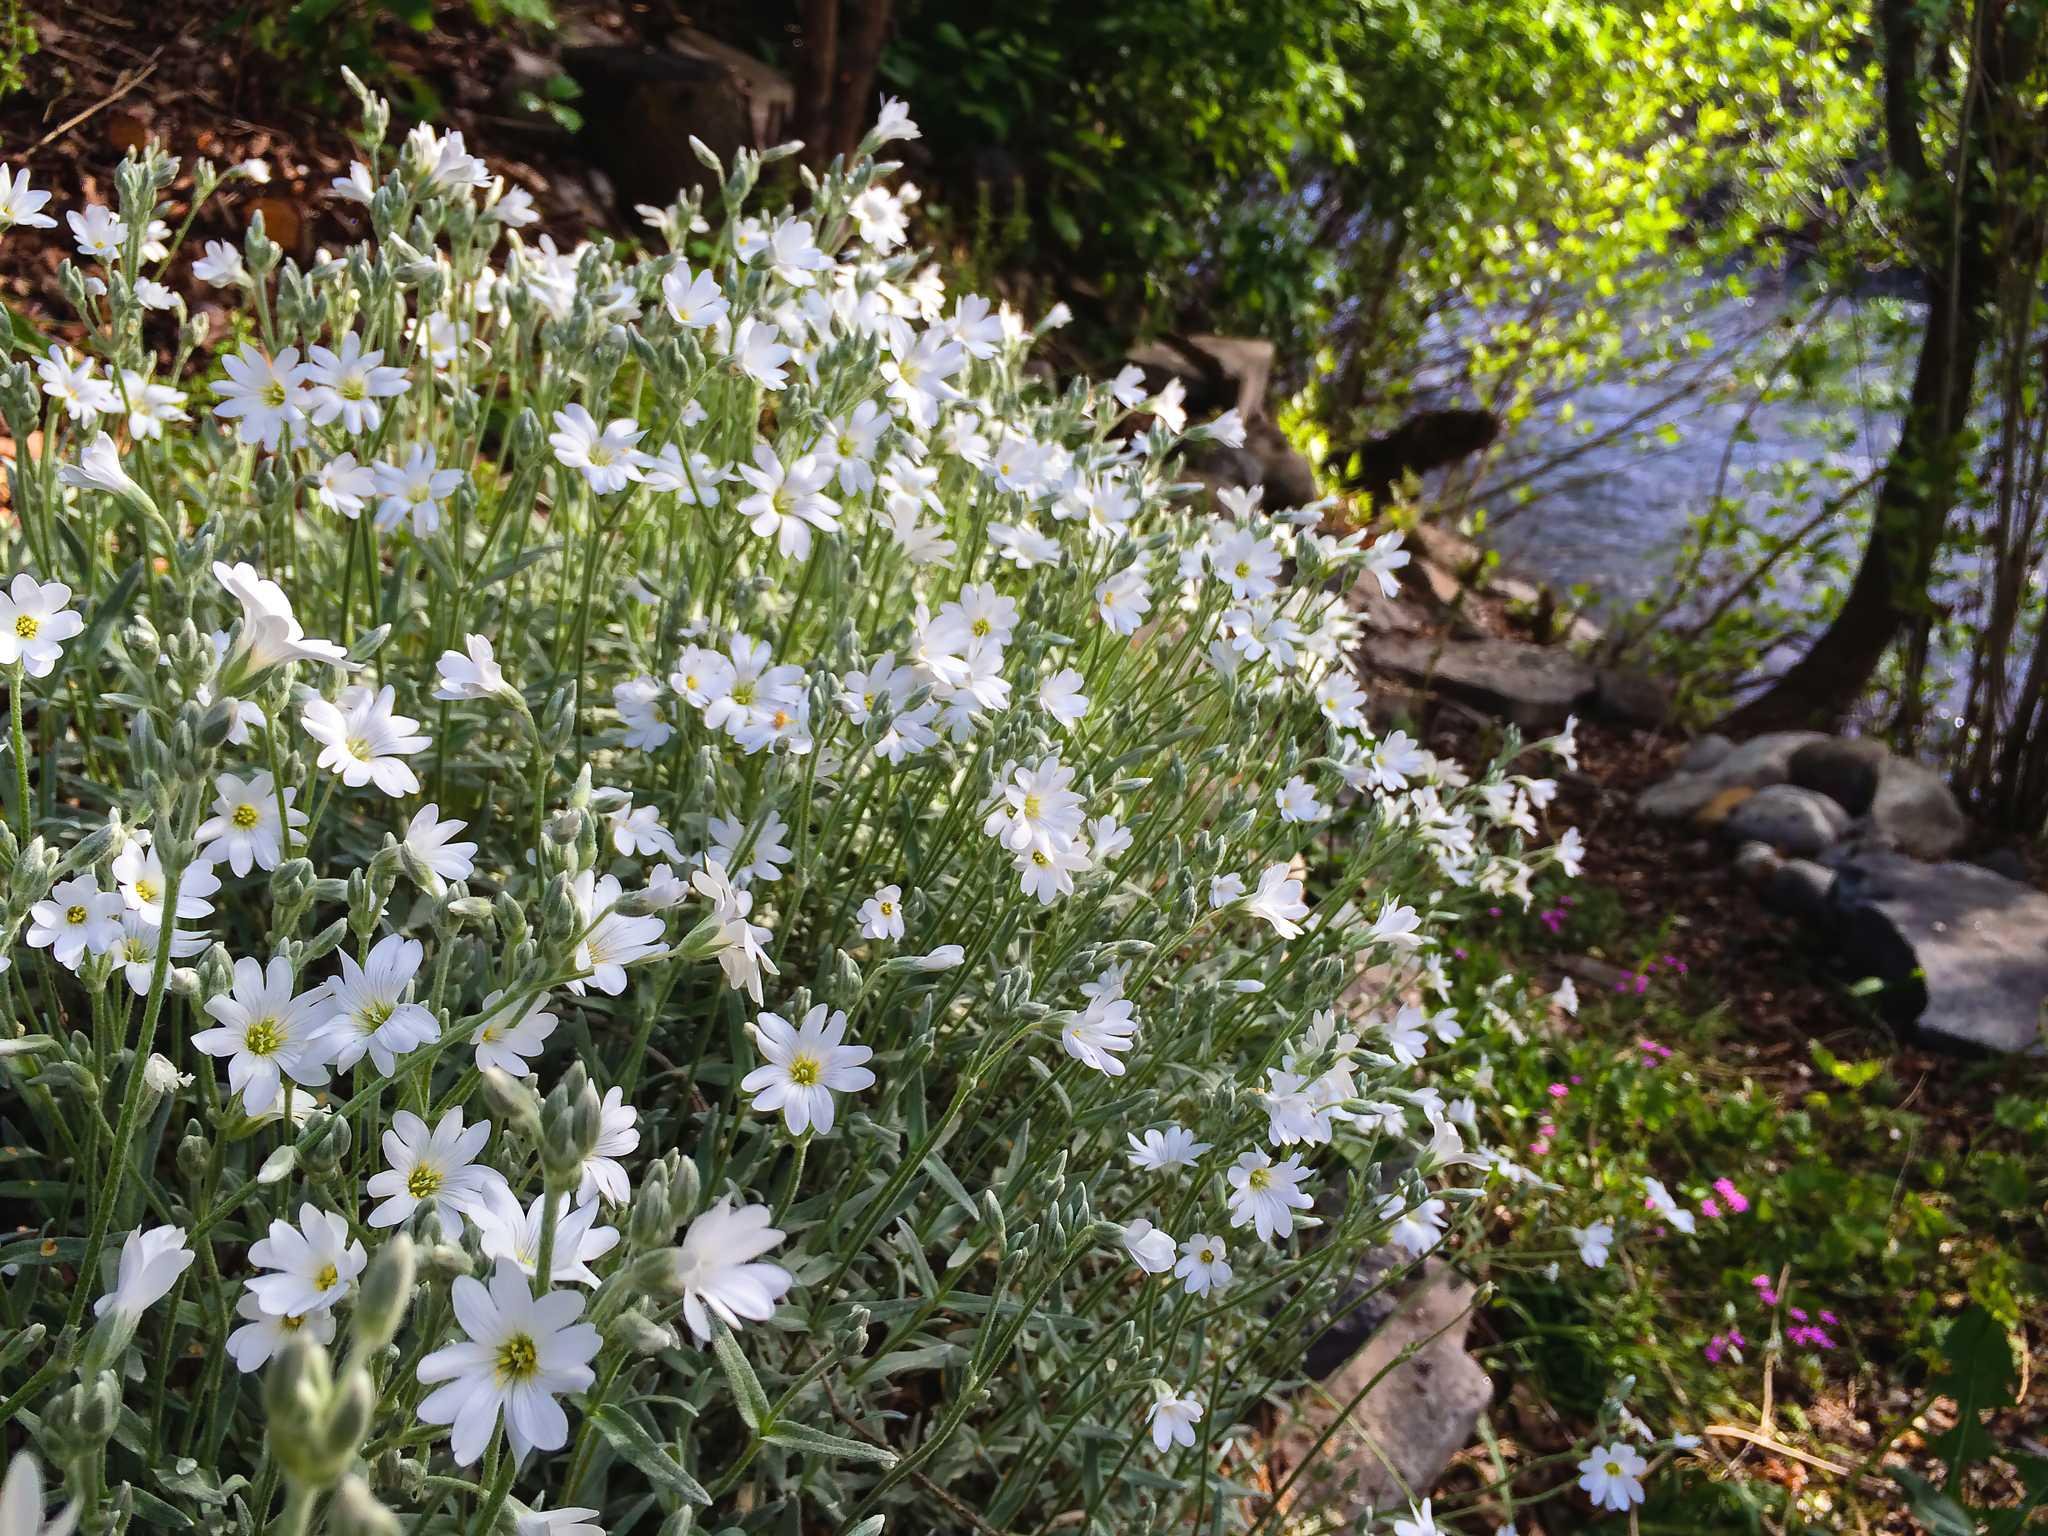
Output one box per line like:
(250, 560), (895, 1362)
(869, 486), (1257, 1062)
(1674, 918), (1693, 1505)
(1547, 1083), (1570, 1100)
(1713, 1177), (1749, 1214)
(1701, 1198), (1722, 1219)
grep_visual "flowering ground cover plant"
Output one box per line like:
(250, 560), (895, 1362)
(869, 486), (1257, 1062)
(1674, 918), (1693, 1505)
(0, 79), (1579, 1535)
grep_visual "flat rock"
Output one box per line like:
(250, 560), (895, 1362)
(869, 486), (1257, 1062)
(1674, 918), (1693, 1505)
(1829, 851), (2048, 1053)
(1636, 731), (1828, 820)
(1680, 734), (1736, 773)
(1788, 737), (1887, 816)
(1274, 1261), (1492, 1519)
(1724, 783), (1853, 857)
(1361, 635), (1596, 731)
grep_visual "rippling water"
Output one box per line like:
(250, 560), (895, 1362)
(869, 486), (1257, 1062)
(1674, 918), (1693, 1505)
(1471, 281), (1911, 617)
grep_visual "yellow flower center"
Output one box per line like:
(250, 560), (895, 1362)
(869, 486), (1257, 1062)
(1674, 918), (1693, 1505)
(406, 1164), (442, 1199)
(1200, 1247), (1216, 1263)
(345, 736), (374, 762)
(1604, 1460), (1622, 1477)
(341, 376), (367, 401)
(879, 901), (894, 916)
(1247, 1168), (1271, 1192)
(359, 1000), (394, 1031)
(1234, 560), (1251, 579)
(787, 1054), (822, 1088)
(245, 1018), (283, 1057)
(281, 1313), (306, 1331)
(65, 904), (88, 925)
(1021, 793), (1042, 820)
(314, 1262), (339, 1291)
(731, 682), (756, 706)
(232, 803), (262, 829)
(134, 878), (160, 905)
(263, 380), (288, 408)
(496, 1333), (539, 1382)
(972, 617), (991, 637)
(14, 614), (37, 639)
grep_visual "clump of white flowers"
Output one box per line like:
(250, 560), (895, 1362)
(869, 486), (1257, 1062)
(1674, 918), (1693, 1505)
(0, 74), (1579, 1536)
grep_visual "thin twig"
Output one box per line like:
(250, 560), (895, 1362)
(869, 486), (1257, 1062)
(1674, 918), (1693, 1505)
(29, 47), (167, 155)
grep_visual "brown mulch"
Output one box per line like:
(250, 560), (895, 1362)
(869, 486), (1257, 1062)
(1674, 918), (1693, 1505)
(1, 2), (631, 342)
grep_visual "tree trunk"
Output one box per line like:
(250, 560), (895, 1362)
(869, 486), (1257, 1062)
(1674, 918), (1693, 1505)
(1716, 0), (2007, 735)
(797, 0), (842, 169)
(826, 0), (895, 166)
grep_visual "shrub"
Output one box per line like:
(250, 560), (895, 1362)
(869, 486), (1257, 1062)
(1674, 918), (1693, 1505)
(0, 80), (1575, 1534)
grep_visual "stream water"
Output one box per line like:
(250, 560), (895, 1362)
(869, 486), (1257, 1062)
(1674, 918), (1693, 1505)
(1470, 279), (1911, 619)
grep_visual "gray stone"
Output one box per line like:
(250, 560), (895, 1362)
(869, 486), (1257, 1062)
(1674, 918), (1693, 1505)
(1636, 731), (1828, 820)
(1763, 857), (1837, 921)
(1732, 840), (1783, 883)
(1829, 851), (2048, 1053)
(1679, 734), (1736, 774)
(1361, 635), (1597, 731)
(1788, 736), (1888, 816)
(1275, 1261), (1492, 1520)
(1724, 783), (1853, 857)
(1593, 668), (1671, 729)
(1868, 758), (1969, 860)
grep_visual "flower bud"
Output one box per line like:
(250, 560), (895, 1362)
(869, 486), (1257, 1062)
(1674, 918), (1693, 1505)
(328, 1474), (401, 1536)
(352, 1235), (416, 1354)
(424, 1242), (474, 1280)
(479, 1066), (544, 1143)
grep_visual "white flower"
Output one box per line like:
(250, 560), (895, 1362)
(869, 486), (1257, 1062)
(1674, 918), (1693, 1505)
(1392, 1499), (1444, 1536)
(1555, 976), (1580, 1016)
(1365, 899), (1424, 951)
(1642, 1176), (1697, 1235)
(1577, 1441), (1649, 1511)
(550, 405), (647, 494)
(607, 800), (682, 862)
(984, 753), (1086, 856)
(373, 446), (464, 535)
(1275, 775), (1327, 824)
(406, 804), (478, 883)
(305, 331), (410, 435)
(1225, 1151), (1314, 1242)
(416, 1262), (600, 1466)
(704, 809), (790, 887)
(732, 317), (791, 389)
(303, 684), (432, 795)
(857, 884), (905, 940)
(246, 1205), (366, 1317)
(474, 1188), (620, 1287)
(871, 95), (920, 144)
(191, 240), (246, 286)
(1122, 1219), (1176, 1274)
(912, 944), (965, 971)
(93, 1225), (194, 1321)
(1379, 1193), (1447, 1257)
(25, 875), (124, 969)
(118, 369), (189, 441)
(1575, 1222), (1613, 1269)
(1175, 1234), (1232, 1296)
(0, 1452), (75, 1536)
(0, 168), (55, 230)
(613, 675), (672, 750)
(471, 988), (557, 1077)
(67, 204), (126, 262)
(516, 1508), (603, 1536)
(1554, 825), (1585, 878)
(578, 1087), (640, 1206)
(568, 872), (667, 996)
(669, 1198), (794, 1342)
(36, 347), (115, 423)
(316, 933), (441, 1075)
(226, 1288), (336, 1373)
(1363, 530), (1412, 598)
(0, 574), (83, 678)
(1208, 872), (1245, 909)
(194, 956), (332, 1115)
(57, 432), (146, 503)
(736, 442), (840, 560)
(435, 635), (511, 701)
(662, 264), (729, 329)
(1126, 1125), (1211, 1172)
(1146, 1388), (1202, 1453)
(1246, 864), (1309, 938)
(1061, 994), (1137, 1076)
(213, 561), (353, 680)
(212, 345), (311, 451)
(742, 1005), (875, 1137)
(195, 772), (305, 876)
(366, 1108), (506, 1237)
(1037, 667), (1089, 730)
(110, 909), (207, 996)
(112, 839), (220, 925)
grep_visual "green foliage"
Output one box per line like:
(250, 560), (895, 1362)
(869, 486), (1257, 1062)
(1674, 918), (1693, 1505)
(0, 0), (35, 103)
(1442, 880), (2048, 1528)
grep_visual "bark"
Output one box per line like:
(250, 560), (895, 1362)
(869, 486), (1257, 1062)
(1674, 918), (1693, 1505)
(798, 0), (841, 169)
(1718, 0), (2013, 734)
(826, 0), (895, 167)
